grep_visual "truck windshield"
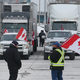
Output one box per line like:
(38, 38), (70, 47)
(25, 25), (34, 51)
(1, 34), (17, 41)
(52, 22), (77, 30)
(2, 23), (28, 30)
(47, 32), (71, 38)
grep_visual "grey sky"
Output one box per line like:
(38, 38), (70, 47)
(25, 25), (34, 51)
(31, 0), (48, 12)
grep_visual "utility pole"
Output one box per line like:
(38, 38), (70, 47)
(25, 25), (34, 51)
(39, 0), (40, 26)
(44, 0), (46, 28)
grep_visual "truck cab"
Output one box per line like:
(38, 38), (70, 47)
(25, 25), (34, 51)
(44, 30), (75, 60)
(1, 2), (37, 52)
(47, 3), (80, 33)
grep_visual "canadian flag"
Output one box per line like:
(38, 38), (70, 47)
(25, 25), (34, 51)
(4, 29), (9, 33)
(32, 30), (35, 46)
(61, 25), (64, 30)
(16, 0), (19, 2)
(61, 34), (80, 54)
(16, 27), (27, 41)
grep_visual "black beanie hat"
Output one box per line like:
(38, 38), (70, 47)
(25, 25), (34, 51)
(12, 40), (18, 45)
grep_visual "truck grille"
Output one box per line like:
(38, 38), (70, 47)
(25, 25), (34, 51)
(3, 44), (23, 49)
(50, 41), (64, 46)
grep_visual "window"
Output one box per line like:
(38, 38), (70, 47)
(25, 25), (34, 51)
(47, 32), (71, 38)
(4, 5), (11, 12)
(22, 5), (30, 12)
(2, 23), (28, 30)
(1, 35), (16, 41)
(52, 21), (77, 31)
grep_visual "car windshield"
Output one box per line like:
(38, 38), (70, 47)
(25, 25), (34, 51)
(52, 22), (77, 31)
(1, 34), (18, 41)
(2, 23), (28, 30)
(47, 32), (71, 38)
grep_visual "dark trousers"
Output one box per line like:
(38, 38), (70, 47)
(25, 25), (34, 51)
(39, 39), (44, 47)
(9, 69), (18, 80)
(51, 70), (63, 80)
(42, 39), (44, 47)
(39, 39), (42, 47)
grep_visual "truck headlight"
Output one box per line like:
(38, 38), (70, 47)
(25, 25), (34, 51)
(0, 44), (3, 49)
(45, 42), (50, 46)
(23, 44), (28, 49)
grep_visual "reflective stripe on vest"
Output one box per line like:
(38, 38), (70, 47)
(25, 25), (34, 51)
(50, 49), (65, 67)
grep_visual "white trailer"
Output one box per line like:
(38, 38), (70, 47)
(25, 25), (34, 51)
(46, 3), (80, 34)
(1, 2), (37, 52)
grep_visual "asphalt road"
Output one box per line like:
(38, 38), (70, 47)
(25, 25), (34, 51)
(0, 47), (80, 80)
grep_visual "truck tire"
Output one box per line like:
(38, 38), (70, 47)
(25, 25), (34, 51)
(33, 39), (38, 52)
(31, 51), (33, 55)
(24, 55), (29, 60)
(69, 53), (75, 60)
(0, 55), (3, 59)
(44, 52), (48, 60)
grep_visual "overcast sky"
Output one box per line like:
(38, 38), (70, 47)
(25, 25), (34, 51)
(31, 0), (48, 12)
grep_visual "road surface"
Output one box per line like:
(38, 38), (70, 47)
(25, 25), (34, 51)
(0, 47), (80, 80)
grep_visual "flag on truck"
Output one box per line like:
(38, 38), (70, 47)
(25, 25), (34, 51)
(61, 34), (80, 54)
(32, 30), (35, 46)
(4, 29), (9, 33)
(16, 0), (19, 2)
(16, 27), (27, 41)
(61, 25), (64, 30)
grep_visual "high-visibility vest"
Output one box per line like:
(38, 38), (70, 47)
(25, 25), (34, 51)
(48, 49), (65, 67)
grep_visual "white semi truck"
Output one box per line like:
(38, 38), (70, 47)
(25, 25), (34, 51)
(44, 3), (80, 60)
(1, 2), (38, 52)
(46, 3), (80, 34)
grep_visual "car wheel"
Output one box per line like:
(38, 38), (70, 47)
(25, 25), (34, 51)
(44, 51), (48, 60)
(69, 53), (75, 60)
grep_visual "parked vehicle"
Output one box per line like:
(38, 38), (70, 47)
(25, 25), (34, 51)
(1, 2), (37, 52)
(44, 30), (75, 60)
(46, 3), (80, 34)
(0, 33), (32, 59)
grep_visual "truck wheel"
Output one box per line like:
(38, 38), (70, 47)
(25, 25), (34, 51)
(0, 55), (3, 59)
(24, 55), (29, 60)
(33, 39), (38, 52)
(69, 53), (75, 60)
(31, 51), (33, 55)
(44, 52), (48, 60)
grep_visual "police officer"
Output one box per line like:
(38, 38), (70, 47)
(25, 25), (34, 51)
(48, 42), (65, 80)
(3, 40), (22, 80)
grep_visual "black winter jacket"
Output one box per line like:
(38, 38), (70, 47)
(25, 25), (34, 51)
(39, 32), (46, 40)
(3, 44), (22, 71)
(50, 47), (64, 70)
